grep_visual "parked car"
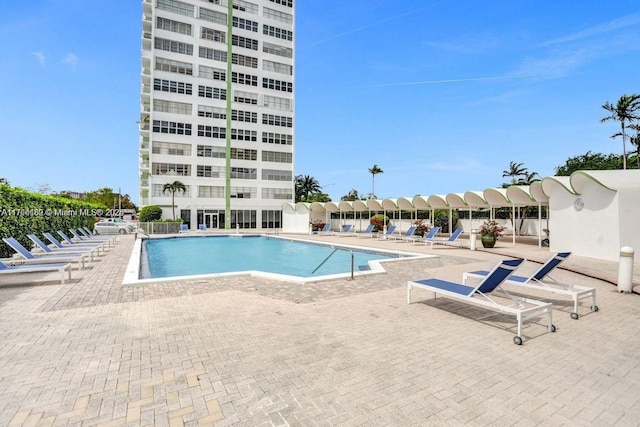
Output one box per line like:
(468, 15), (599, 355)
(97, 218), (136, 232)
(94, 221), (131, 235)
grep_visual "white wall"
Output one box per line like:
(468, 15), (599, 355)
(282, 210), (310, 233)
(549, 181), (620, 261)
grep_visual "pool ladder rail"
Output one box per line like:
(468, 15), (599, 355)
(311, 247), (354, 280)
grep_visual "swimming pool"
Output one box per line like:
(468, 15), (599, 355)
(125, 235), (424, 284)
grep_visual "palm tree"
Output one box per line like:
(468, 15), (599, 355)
(295, 175), (321, 202)
(601, 94), (640, 170)
(368, 164), (383, 198)
(502, 161), (527, 186)
(628, 124), (640, 169)
(162, 181), (187, 220)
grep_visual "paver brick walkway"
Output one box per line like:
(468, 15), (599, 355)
(0, 234), (639, 426)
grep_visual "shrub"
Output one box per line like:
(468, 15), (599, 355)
(369, 214), (390, 232)
(139, 205), (162, 222)
(432, 209), (459, 233)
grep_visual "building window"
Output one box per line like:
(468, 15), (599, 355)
(231, 147), (257, 160)
(262, 114), (292, 127)
(263, 42), (292, 58)
(156, 17), (192, 36)
(198, 65), (226, 81)
(262, 151), (292, 163)
(155, 57), (193, 75)
(157, 0), (194, 17)
(230, 187), (256, 199)
(231, 129), (257, 142)
(154, 37), (193, 56)
(232, 72), (258, 86)
(262, 78), (292, 93)
(231, 53), (258, 68)
(199, 8), (227, 25)
(232, 16), (258, 32)
(152, 142), (191, 156)
(198, 85), (226, 100)
(233, 0), (258, 14)
(263, 95), (291, 111)
(198, 186), (225, 198)
(153, 99), (192, 115)
(263, 60), (292, 75)
(269, 0), (293, 7)
(231, 210), (257, 229)
(230, 167), (257, 180)
(262, 132), (292, 145)
(198, 105), (226, 119)
(154, 78), (193, 95)
(199, 47), (227, 62)
(153, 184), (191, 197)
(232, 35), (259, 50)
(201, 27), (225, 43)
(263, 24), (293, 41)
(197, 165), (222, 178)
(262, 169), (292, 181)
(263, 7), (292, 24)
(232, 110), (257, 123)
(152, 163), (191, 176)
(261, 210), (282, 228)
(197, 125), (226, 139)
(153, 120), (192, 135)
(262, 187), (293, 200)
(197, 145), (225, 158)
(234, 90), (258, 105)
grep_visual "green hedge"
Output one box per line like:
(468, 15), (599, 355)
(0, 184), (103, 258)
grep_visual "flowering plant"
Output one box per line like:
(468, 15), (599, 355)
(413, 219), (431, 237)
(310, 220), (326, 231)
(478, 219), (505, 237)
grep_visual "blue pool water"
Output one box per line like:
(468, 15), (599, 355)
(142, 236), (399, 279)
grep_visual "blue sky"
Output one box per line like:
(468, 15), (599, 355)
(1, 1), (639, 204)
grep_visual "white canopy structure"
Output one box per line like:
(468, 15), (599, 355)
(283, 170), (637, 260)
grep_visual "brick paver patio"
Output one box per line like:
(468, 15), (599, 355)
(0, 233), (639, 426)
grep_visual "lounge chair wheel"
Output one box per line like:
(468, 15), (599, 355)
(119, 229), (126, 235)
(513, 336), (523, 345)
(592, 305), (599, 312)
(550, 324), (556, 332)
(570, 312), (579, 320)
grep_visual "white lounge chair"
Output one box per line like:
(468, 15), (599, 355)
(372, 225), (397, 238)
(408, 226), (440, 245)
(357, 224), (375, 238)
(332, 224), (354, 236)
(27, 234), (97, 261)
(2, 237), (87, 270)
(424, 228), (463, 248)
(387, 226), (416, 242)
(407, 258), (555, 345)
(0, 260), (72, 285)
(463, 252), (598, 319)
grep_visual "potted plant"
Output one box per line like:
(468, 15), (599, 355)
(310, 220), (325, 232)
(478, 219), (505, 248)
(413, 219), (431, 237)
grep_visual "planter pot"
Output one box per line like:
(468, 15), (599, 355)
(481, 235), (497, 248)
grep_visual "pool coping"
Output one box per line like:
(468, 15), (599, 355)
(123, 234), (434, 285)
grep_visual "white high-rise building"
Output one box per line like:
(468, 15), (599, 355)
(139, 0), (294, 230)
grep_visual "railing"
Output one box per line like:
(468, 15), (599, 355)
(312, 247), (354, 280)
(139, 222), (183, 234)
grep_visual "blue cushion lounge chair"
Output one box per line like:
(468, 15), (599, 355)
(78, 227), (115, 244)
(69, 229), (115, 245)
(0, 260), (71, 285)
(179, 224), (189, 233)
(409, 226), (440, 245)
(44, 232), (104, 254)
(27, 234), (97, 261)
(463, 252), (598, 319)
(2, 237), (86, 270)
(407, 258), (555, 345)
(357, 224), (375, 238)
(424, 228), (463, 248)
(332, 224), (355, 236)
(316, 223), (331, 234)
(372, 225), (397, 238)
(387, 225), (417, 242)
(57, 230), (109, 252)
(198, 224), (207, 231)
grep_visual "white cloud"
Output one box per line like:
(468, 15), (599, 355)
(61, 53), (79, 72)
(31, 51), (46, 67)
(540, 12), (640, 47)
